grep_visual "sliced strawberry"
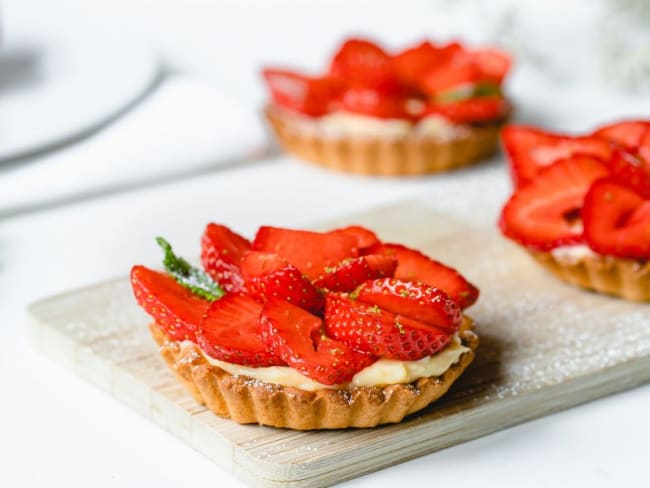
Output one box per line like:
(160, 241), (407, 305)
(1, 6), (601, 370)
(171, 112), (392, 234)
(391, 41), (440, 89)
(607, 150), (650, 199)
(324, 294), (453, 361)
(259, 298), (375, 385)
(252, 226), (358, 280)
(427, 96), (508, 124)
(354, 278), (461, 333)
(365, 243), (479, 309)
(419, 57), (482, 94)
(330, 225), (380, 250)
(583, 179), (650, 259)
(201, 223), (251, 293)
(470, 48), (511, 83)
(593, 120), (650, 150)
(340, 88), (414, 119)
(499, 156), (610, 251)
(196, 293), (284, 367)
(130, 265), (209, 342)
(313, 254), (397, 292)
(329, 38), (400, 94)
(240, 251), (324, 313)
(262, 69), (341, 116)
(501, 125), (613, 188)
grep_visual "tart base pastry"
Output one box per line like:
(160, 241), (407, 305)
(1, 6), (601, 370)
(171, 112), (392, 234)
(265, 106), (504, 176)
(150, 317), (478, 430)
(530, 251), (650, 301)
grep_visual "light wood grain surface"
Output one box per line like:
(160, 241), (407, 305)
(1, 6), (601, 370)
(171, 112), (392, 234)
(28, 201), (650, 487)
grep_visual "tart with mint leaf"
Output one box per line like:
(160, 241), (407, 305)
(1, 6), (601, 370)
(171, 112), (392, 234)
(131, 224), (479, 429)
(499, 121), (650, 301)
(262, 38), (511, 176)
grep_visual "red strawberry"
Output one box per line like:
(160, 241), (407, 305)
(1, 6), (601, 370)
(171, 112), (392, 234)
(607, 150), (650, 199)
(330, 225), (380, 250)
(130, 265), (209, 342)
(240, 251), (324, 313)
(419, 57), (482, 94)
(365, 243), (479, 309)
(470, 48), (511, 83)
(354, 278), (461, 333)
(262, 69), (342, 116)
(324, 294), (453, 361)
(259, 299), (375, 385)
(392, 41), (440, 88)
(340, 88), (415, 120)
(583, 179), (650, 259)
(201, 223), (251, 293)
(313, 254), (397, 292)
(499, 156), (610, 251)
(593, 120), (650, 150)
(196, 293), (284, 367)
(501, 125), (612, 188)
(329, 38), (400, 94)
(427, 97), (508, 124)
(252, 226), (358, 280)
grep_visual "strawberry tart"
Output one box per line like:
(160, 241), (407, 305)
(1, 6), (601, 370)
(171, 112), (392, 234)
(499, 120), (650, 301)
(262, 38), (511, 176)
(131, 224), (479, 429)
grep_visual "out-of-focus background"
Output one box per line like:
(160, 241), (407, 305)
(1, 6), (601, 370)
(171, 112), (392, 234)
(2, 1), (650, 487)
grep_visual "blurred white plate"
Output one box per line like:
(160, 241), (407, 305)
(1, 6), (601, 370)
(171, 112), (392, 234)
(0, 26), (158, 161)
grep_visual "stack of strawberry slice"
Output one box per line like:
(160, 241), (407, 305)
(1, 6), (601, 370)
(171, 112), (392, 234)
(131, 224), (478, 386)
(263, 38), (511, 124)
(500, 121), (650, 259)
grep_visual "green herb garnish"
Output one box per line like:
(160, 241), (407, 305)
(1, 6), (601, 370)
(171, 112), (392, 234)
(156, 237), (225, 301)
(436, 82), (502, 103)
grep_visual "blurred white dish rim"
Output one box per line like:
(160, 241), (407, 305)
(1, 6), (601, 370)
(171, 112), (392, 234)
(0, 30), (158, 162)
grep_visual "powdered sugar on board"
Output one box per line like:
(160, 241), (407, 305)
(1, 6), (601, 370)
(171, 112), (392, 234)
(28, 200), (650, 488)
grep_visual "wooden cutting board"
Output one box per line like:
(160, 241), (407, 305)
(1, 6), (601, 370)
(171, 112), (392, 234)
(28, 201), (650, 488)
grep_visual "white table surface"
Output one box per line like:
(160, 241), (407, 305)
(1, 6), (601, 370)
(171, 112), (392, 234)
(1, 155), (649, 488)
(2, 0), (650, 486)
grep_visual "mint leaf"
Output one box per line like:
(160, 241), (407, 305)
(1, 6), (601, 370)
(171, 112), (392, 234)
(156, 237), (224, 301)
(436, 82), (502, 103)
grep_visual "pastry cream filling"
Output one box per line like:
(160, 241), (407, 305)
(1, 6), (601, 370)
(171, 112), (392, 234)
(281, 108), (469, 140)
(186, 334), (469, 392)
(550, 244), (598, 263)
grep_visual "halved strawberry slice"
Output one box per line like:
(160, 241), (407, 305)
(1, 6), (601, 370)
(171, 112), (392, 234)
(364, 243), (479, 309)
(262, 69), (341, 116)
(259, 298), (375, 385)
(607, 150), (650, 199)
(470, 48), (511, 83)
(427, 96), (508, 124)
(324, 294), (453, 361)
(391, 41), (440, 89)
(499, 156), (610, 251)
(201, 223), (251, 293)
(313, 254), (397, 292)
(593, 120), (650, 150)
(340, 88), (414, 120)
(501, 125), (612, 188)
(240, 251), (324, 313)
(419, 57), (482, 94)
(329, 38), (400, 94)
(252, 226), (359, 280)
(196, 293), (284, 367)
(583, 179), (650, 259)
(330, 225), (380, 251)
(354, 278), (461, 333)
(130, 265), (209, 342)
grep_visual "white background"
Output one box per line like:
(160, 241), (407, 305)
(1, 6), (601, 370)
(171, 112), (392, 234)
(1, 0), (650, 487)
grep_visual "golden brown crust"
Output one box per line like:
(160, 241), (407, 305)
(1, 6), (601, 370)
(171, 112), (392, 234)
(265, 105), (506, 176)
(529, 250), (650, 301)
(149, 318), (478, 429)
